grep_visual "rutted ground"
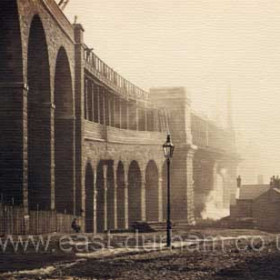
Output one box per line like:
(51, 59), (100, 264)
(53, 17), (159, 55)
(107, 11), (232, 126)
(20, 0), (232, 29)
(1, 229), (280, 280)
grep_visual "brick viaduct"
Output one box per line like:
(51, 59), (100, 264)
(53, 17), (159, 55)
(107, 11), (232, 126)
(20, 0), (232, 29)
(0, 0), (239, 233)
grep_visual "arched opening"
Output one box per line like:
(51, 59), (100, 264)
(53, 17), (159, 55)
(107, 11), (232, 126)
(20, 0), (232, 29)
(27, 15), (52, 210)
(85, 163), (94, 233)
(96, 161), (105, 232)
(0, 1), (24, 205)
(145, 160), (159, 222)
(0, 0), (23, 83)
(54, 47), (75, 214)
(117, 161), (126, 228)
(162, 161), (167, 221)
(107, 161), (116, 230)
(128, 161), (142, 226)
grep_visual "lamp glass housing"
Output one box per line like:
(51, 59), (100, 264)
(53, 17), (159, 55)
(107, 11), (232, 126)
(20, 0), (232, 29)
(163, 134), (175, 159)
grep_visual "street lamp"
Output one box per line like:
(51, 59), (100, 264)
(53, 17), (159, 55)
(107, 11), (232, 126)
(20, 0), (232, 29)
(163, 133), (175, 247)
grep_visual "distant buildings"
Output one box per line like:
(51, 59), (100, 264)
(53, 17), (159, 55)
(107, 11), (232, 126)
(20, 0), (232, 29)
(231, 178), (280, 231)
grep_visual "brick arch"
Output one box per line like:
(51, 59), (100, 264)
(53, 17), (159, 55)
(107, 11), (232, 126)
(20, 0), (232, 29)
(145, 160), (159, 222)
(54, 47), (73, 115)
(128, 160), (142, 226)
(54, 46), (75, 214)
(27, 14), (52, 210)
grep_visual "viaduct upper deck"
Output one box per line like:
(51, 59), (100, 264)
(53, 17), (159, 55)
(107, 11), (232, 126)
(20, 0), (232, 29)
(45, 0), (236, 154)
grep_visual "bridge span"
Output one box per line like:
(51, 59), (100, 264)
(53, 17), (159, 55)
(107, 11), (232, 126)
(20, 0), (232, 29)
(0, 0), (239, 233)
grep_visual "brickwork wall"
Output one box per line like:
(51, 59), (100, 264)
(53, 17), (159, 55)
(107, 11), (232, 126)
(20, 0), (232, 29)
(253, 190), (280, 231)
(0, 0), (76, 226)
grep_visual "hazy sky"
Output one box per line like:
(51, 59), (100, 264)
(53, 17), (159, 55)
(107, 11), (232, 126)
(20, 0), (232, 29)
(64, 0), (280, 183)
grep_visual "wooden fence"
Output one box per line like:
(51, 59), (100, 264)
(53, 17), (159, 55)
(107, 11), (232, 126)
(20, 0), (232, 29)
(0, 203), (78, 235)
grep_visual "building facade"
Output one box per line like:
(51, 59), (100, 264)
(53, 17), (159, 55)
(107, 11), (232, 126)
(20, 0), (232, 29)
(0, 0), (239, 234)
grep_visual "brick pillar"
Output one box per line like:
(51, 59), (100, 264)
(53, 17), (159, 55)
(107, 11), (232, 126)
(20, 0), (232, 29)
(113, 186), (118, 229)
(158, 173), (163, 222)
(121, 100), (128, 129)
(212, 161), (218, 191)
(127, 101), (130, 129)
(93, 189), (98, 234)
(141, 169), (146, 221)
(113, 96), (117, 127)
(104, 90), (108, 126)
(171, 146), (196, 224)
(50, 102), (55, 211)
(91, 81), (95, 122)
(154, 109), (160, 132)
(107, 92), (111, 126)
(220, 168), (230, 209)
(144, 108), (148, 131)
(93, 168), (97, 234)
(0, 82), (29, 226)
(123, 165), (129, 229)
(126, 100), (130, 130)
(74, 23), (85, 217)
(212, 161), (224, 209)
(84, 78), (88, 120)
(187, 148), (195, 224)
(186, 149), (195, 224)
(109, 96), (112, 127)
(132, 101), (137, 130)
(55, 116), (75, 214)
(40, 101), (55, 211)
(99, 87), (104, 125)
(123, 164), (129, 229)
(96, 85), (100, 123)
(107, 162), (118, 230)
(123, 183), (129, 229)
(103, 165), (108, 231)
(112, 163), (118, 229)
(28, 100), (54, 211)
(227, 162), (238, 206)
(119, 98), (122, 129)
(135, 102), (139, 131)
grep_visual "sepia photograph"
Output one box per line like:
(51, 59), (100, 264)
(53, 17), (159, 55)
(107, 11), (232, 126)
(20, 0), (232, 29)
(1, 0), (280, 279)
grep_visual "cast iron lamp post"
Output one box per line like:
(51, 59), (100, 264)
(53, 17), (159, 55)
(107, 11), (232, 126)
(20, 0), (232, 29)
(163, 133), (175, 247)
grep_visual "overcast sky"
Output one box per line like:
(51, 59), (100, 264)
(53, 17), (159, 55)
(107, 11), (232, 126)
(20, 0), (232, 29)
(64, 0), (280, 183)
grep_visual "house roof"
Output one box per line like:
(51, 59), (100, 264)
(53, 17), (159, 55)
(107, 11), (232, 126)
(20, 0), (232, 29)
(239, 184), (270, 200)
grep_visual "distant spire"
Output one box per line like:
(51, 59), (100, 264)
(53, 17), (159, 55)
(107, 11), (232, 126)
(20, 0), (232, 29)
(227, 84), (233, 130)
